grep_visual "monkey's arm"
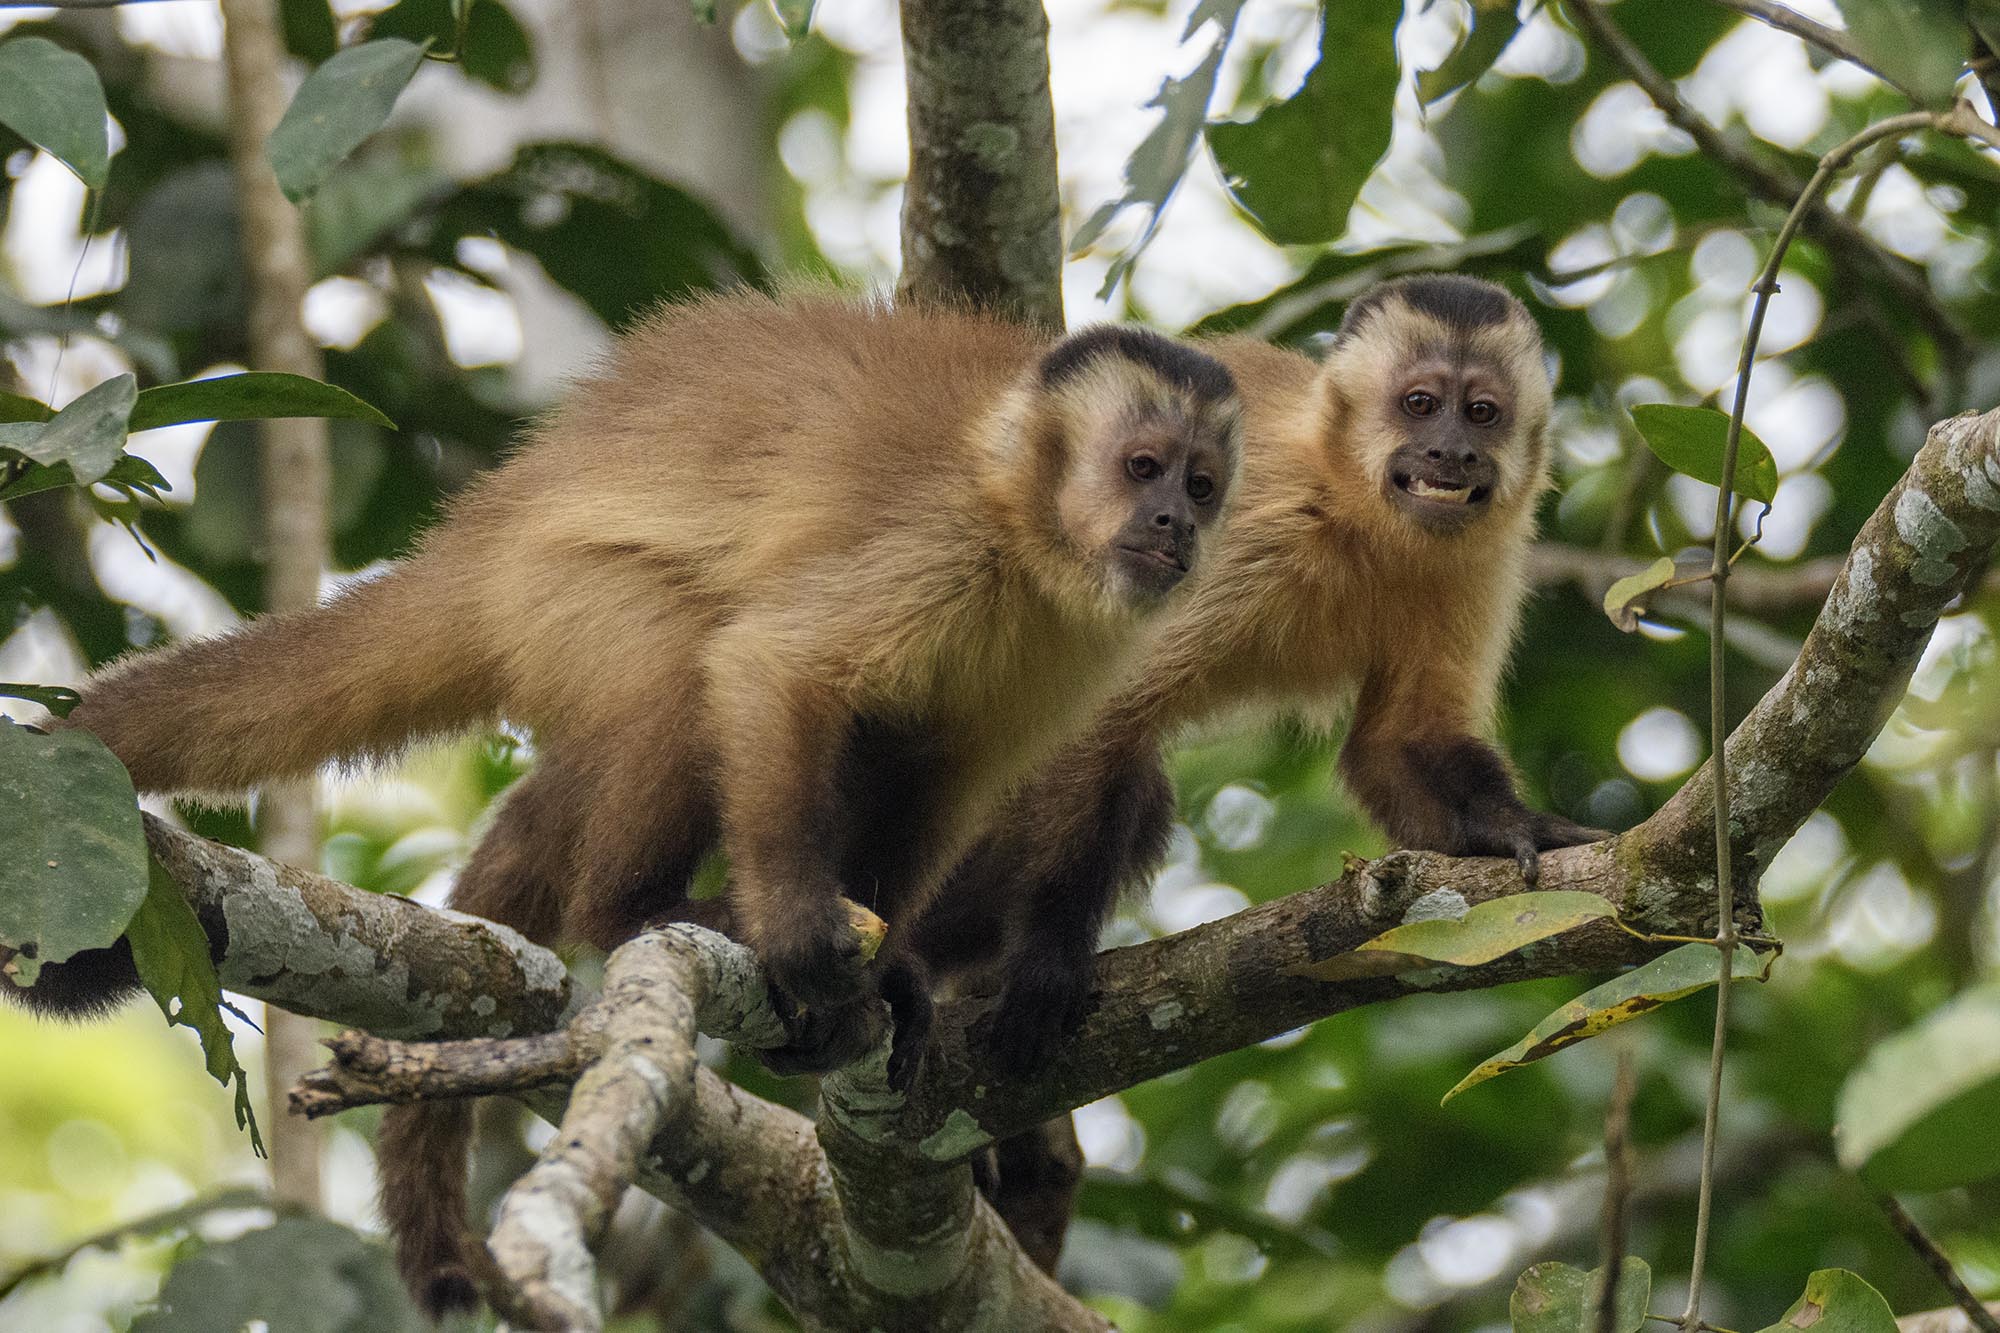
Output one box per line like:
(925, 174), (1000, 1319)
(917, 725), (1174, 1078)
(706, 627), (873, 1009)
(1337, 666), (1603, 883)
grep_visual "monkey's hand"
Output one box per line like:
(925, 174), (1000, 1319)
(763, 998), (883, 1078)
(1459, 810), (1610, 885)
(988, 945), (1096, 1081)
(760, 894), (881, 1009)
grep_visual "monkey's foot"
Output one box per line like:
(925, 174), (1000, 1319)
(759, 896), (876, 1008)
(988, 947), (1095, 1081)
(762, 997), (882, 1078)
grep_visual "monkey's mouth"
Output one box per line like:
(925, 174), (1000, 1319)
(1119, 545), (1189, 573)
(1114, 543), (1192, 598)
(1393, 472), (1491, 507)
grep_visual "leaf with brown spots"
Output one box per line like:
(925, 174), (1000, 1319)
(1752, 1270), (1897, 1333)
(1445, 942), (1773, 1102)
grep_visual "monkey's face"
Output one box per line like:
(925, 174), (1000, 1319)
(1061, 407), (1238, 608)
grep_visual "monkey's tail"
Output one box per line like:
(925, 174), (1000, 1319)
(64, 552), (502, 796)
(379, 1101), (487, 1318)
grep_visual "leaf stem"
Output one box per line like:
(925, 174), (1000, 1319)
(1679, 107), (1935, 1333)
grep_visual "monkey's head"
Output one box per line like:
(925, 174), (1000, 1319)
(1019, 327), (1243, 611)
(1324, 274), (1553, 537)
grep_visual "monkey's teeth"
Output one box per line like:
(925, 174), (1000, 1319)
(1408, 479), (1473, 503)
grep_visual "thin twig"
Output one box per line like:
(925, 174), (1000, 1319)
(1592, 1050), (1637, 1333)
(1706, 0), (1903, 94)
(1680, 106), (1939, 1333)
(1880, 1196), (2000, 1333)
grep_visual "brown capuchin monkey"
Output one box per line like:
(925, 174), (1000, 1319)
(915, 272), (1604, 1086)
(23, 292), (1243, 1314)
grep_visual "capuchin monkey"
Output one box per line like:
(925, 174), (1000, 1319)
(20, 292), (1243, 1315)
(912, 274), (1604, 1269)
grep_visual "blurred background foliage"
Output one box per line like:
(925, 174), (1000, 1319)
(1, 0), (1998, 1329)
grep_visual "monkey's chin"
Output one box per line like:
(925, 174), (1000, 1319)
(1110, 545), (1190, 607)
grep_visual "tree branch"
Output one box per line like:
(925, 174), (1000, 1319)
(895, 0), (1064, 331)
(147, 403), (2000, 1327)
(1706, 0), (1901, 95)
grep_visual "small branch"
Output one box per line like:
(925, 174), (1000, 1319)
(1706, 0), (1901, 94)
(896, 0), (1064, 331)
(290, 1030), (586, 1117)
(1880, 1196), (2000, 1333)
(1592, 1051), (1637, 1333)
(1571, 0), (1970, 382)
(485, 934), (708, 1332)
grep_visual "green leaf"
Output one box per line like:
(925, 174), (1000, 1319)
(1205, 1), (1398, 245)
(1072, 0), (1249, 297)
(1835, 0), (1968, 109)
(1752, 1269), (1899, 1333)
(0, 451), (173, 504)
(132, 1216), (422, 1332)
(769, 0), (815, 39)
(0, 36), (111, 190)
(267, 39), (429, 203)
(281, 0), (340, 63)
(1603, 555), (1680, 633)
(127, 859), (262, 1155)
(0, 683), (81, 717)
(0, 373), (136, 486)
(0, 720), (148, 986)
(1836, 983), (2000, 1189)
(1418, 3), (1526, 104)
(367, 0), (534, 93)
(1629, 403), (1780, 504)
(0, 388), (52, 424)
(1446, 942), (1774, 1101)
(132, 372), (395, 433)
(1287, 891), (1618, 982)
(1511, 1258), (1650, 1333)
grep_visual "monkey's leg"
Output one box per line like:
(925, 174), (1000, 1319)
(1339, 677), (1606, 884)
(970, 1117), (1085, 1274)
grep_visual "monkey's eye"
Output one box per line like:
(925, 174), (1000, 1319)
(1127, 455), (1162, 482)
(1187, 474), (1215, 503)
(1402, 391), (1439, 417)
(1466, 400), (1499, 426)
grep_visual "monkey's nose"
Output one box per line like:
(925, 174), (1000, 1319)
(1152, 511), (1175, 527)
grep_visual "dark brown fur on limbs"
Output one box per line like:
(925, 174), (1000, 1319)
(26, 291), (1243, 1317)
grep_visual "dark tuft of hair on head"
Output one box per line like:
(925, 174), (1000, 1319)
(1336, 273), (1526, 342)
(1039, 326), (1237, 407)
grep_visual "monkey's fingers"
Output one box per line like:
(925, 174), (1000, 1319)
(1511, 833), (1542, 886)
(988, 951), (1096, 1081)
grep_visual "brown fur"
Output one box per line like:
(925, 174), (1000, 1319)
(49, 290), (1243, 1315)
(920, 275), (1603, 1092)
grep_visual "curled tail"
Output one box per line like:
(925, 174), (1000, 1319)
(65, 552), (501, 795)
(379, 1102), (486, 1318)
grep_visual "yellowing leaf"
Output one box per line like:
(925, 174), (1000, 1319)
(1752, 1269), (1898, 1333)
(1286, 891), (1617, 982)
(1602, 556), (1679, 633)
(1446, 942), (1773, 1102)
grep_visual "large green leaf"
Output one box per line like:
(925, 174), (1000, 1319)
(0, 720), (148, 985)
(1446, 942), (1774, 1101)
(132, 1216), (422, 1332)
(1752, 1269), (1899, 1333)
(1287, 891), (1618, 982)
(127, 860), (262, 1153)
(1629, 403), (1780, 504)
(1205, 0), (1398, 245)
(1835, 0), (1968, 109)
(1511, 1258), (1650, 1333)
(267, 38), (429, 203)
(0, 36), (111, 190)
(0, 373), (136, 485)
(131, 372), (395, 433)
(426, 141), (764, 327)
(1070, 0), (1249, 296)
(1836, 983), (2000, 1189)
